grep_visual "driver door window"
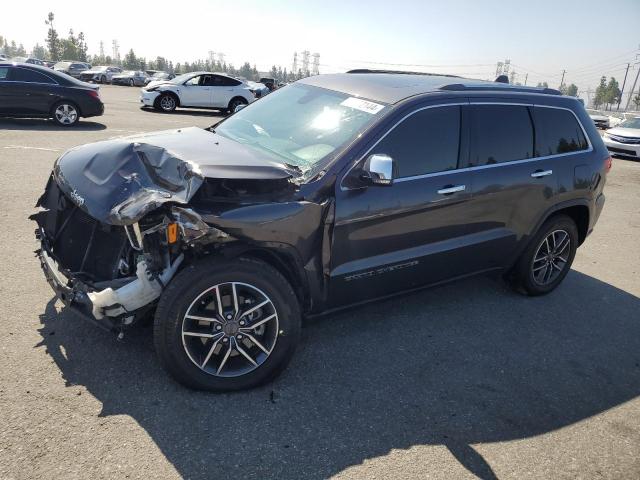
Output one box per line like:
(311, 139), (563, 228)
(181, 75), (213, 107)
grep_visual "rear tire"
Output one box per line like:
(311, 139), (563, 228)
(227, 97), (248, 115)
(100, 75), (107, 84)
(154, 257), (301, 391)
(51, 101), (80, 127)
(511, 214), (578, 296)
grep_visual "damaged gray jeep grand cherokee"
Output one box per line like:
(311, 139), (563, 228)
(32, 70), (610, 391)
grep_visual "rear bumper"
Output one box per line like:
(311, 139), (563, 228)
(81, 100), (104, 118)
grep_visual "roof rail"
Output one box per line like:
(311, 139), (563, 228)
(440, 83), (562, 95)
(347, 69), (460, 78)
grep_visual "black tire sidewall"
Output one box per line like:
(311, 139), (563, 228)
(154, 257), (301, 391)
(517, 215), (578, 295)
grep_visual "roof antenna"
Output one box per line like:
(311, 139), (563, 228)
(495, 75), (509, 84)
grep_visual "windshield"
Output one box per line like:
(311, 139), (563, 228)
(93, 66), (108, 71)
(54, 62), (71, 68)
(215, 84), (387, 177)
(617, 117), (640, 129)
(172, 72), (199, 84)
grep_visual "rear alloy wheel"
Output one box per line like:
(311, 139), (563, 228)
(52, 102), (79, 126)
(128, 78), (134, 87)
(157, 93), (177, 112)
(512, 214), (578, 296)
(154, 257), (301, 391)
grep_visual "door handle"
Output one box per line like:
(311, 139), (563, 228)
(531, 169), (553, 178)
(437, 185), (466, 195)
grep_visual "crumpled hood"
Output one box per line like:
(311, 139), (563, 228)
(53, 127), (296, 225)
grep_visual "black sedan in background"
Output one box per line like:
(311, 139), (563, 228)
(0, 62), (104, 126)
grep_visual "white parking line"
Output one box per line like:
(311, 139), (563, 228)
(2, 145), (61, 152)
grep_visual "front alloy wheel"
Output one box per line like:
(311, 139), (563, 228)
(158, 94), (177, 112)
(181, 282), (279, 377)
(154, 257), (301, 391)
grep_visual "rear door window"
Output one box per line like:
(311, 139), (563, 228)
(0, 67), (8, 80)
(533, 107), (589, 155)
(469, 105), (534, 166)
(11, 67), (56, 84)
(374, 105), (461, 177)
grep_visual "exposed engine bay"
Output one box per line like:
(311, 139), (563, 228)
(30, 127), (329, 332)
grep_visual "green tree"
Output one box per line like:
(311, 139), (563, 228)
(238, 61), (253, 79)
(45, 12), (60, 61)
(77, 32), (88, 62)
(31, 43), (47, 60)
(633, 94), (640, 111)
(604, 77), (621, 110)
(566, 84), (578, 97)
(536, 81), (548, 88)
(59, 29), (79, 60)
(123, 49), (138, 69)
(593, 76), (607, 109)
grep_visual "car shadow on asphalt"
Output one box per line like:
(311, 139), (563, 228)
(36, 271), (640, 479)
(0, 118), (107, 131)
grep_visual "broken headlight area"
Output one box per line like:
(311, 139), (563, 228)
(31, 178), (231, 330)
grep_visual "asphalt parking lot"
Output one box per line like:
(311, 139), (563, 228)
(0, 85), (639, 480)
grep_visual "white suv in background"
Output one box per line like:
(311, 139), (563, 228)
(140, 71), (256, 114)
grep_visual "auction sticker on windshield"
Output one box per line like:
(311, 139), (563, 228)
(340, 97), (385, 114)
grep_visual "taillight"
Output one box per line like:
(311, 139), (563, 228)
(604, 155), (612, 173)
(87, 89), (100, 100)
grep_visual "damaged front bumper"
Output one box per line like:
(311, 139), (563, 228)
(36, 230), (183, 330)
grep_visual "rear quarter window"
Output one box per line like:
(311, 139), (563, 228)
(0, 67), (8, 80)
(533, 107), (589, 155)
(469, 105), (534, 166)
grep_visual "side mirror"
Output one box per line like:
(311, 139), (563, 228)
(362, 154), (395, 186)
(234, 104), (247, 113)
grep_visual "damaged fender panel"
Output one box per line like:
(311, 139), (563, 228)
(201, 201), (329, 262)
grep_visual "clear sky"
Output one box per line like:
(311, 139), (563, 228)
(3, 0), (640, 100)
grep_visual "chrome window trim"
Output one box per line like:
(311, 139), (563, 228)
(5, 66), (60, 86)
(340, 101), (593, 190)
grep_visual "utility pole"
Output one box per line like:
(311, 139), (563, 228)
(524, 73), (528, 86)
(560, 69), (566, 89)
(624, 62), (640, 111)
(617, 63), (631, 111)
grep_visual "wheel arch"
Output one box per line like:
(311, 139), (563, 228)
(228, 95), (249, 109)
(538, 200), (590, 246)
(199, 244), (311, 313)
(50, 99), (82, 119)
(158, 89), (181, 107)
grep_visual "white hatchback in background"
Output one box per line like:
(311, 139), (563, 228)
(603, 117), (640, 159)
(140, 71), (256, 114)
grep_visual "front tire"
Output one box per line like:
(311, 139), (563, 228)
(51, 101), (80, 126)
(512, 214), (578, 296)
(154, 257), (301, 391)
(100, 75), (107, 84)
(156, 93), (177, 112)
